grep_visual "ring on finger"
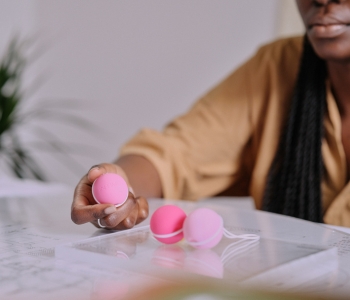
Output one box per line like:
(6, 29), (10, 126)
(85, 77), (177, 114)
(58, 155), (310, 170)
(97, 218), (106, 228)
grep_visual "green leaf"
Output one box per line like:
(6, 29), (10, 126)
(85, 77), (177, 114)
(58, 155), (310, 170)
(9, 145), (46, 181)
(0, 35), (98, 181)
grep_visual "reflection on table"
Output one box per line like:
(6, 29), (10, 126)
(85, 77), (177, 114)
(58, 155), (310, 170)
(1, 190), (350, 300)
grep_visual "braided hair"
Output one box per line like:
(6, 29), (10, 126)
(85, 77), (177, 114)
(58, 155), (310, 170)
(262, 36), (327, 223)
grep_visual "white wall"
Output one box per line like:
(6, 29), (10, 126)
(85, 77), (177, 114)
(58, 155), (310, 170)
(277, 0), (304, 37)
(0, 1), (34, 51)
(0, 0), (304, 187)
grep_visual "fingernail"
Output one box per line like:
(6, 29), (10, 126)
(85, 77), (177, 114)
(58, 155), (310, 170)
(89, 165), (100, 171)
(99, 219), (106, 227)
(104, 206), (117, 215)
(128, 186), (135, 196)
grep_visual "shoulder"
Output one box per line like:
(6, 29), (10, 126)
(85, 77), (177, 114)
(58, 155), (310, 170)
(255, 36), (303, 63)
(220, 36), (304, 88)
(241, 36), (303, 98)
(199, 36), (304, 107)
(193, 36), (304, 115)
(252, 36), (303, 77)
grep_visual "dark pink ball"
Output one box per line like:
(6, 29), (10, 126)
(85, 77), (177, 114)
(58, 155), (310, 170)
(150, 205), (187, 244)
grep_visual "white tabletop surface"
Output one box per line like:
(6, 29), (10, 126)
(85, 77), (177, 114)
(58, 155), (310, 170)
(1, 180), (350, 300)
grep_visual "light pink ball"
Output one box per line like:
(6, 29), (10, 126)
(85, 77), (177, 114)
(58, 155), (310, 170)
(92, 173), (129, 207)
(150, 205), (187, 244)
(183, 208), (223, 249)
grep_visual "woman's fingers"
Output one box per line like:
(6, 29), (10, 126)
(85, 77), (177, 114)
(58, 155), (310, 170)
(97, 193), (137, 229)
(87, 163), (131, 187)
(72, 203), (117, 225)
(95, 196), (149, 230)
(72, 163), (149, 230)
(72, 163), (123, 224)
(135, 196), (149, 225)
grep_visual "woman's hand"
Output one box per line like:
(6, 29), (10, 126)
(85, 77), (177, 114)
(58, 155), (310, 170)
(71, 163), (149, 230)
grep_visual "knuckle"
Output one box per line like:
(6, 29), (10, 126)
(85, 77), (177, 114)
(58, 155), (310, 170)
(104, 214), (118, 227)
(136, 197), (149, 221)
(103, 219), (113, 227)
(92, 211), (102, 220)
(139, 208), (149, 220)
(123, 217), (135, 229)
(128, 194), (137, 205)
(71, 209), (81, 224)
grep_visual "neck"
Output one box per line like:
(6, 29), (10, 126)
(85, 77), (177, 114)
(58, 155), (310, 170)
(327, 61), (350, 116)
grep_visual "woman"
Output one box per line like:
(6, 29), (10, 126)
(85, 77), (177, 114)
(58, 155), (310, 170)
(72, 0), (350, 229)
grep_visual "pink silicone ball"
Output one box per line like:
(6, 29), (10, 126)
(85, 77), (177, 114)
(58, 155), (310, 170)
(150, 205), (187, 244)
(92, 173), (129, 207)
(183, 208), (223, 249)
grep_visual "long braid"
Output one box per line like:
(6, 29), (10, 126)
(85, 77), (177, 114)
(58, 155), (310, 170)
(262, 36), (327, 222)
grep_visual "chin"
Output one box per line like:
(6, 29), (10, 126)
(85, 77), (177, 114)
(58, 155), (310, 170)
(308, 35), (350, 63)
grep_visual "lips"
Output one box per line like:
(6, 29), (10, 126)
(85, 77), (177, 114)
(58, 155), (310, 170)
(307, 14), (350, 39)
(309, 23), (349, 38)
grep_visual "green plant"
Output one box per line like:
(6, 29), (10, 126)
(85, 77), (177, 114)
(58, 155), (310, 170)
(0, 37), (47, 180)
(0, 37), (98, 181)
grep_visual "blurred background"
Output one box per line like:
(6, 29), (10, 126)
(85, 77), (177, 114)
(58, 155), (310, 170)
(0, 0), (304, 188)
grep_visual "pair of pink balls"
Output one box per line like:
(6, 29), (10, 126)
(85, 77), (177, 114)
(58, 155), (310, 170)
(91, 174), (224, 249)
(150, 205), (224, 249)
